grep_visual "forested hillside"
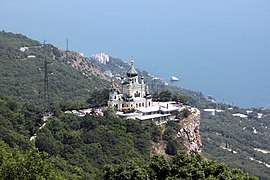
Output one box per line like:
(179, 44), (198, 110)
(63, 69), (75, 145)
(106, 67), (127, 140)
(0, 94), (97, 179)
(35, 109), (162, 178)
(0, 93), (256, 179)
(104, 152), (256, 180)
(0, 31), (260, 179)
(0, 31), (109, 106)
(200, 105), (270, 179)
(0, 94), (39, 149)
(0, 140), (64, 179)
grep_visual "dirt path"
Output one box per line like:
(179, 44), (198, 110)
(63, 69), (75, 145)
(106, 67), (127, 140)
(30, 115), (51, 141)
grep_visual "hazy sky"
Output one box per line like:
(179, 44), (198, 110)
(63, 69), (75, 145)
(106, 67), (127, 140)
(1, 0), (270, 107)
(2, 1), (269, 57)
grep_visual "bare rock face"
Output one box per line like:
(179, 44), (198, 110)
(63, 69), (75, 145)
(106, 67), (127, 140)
(151, 140), (167, 156)
(151, 108), (202, 157)
(177, 108), (202, 155)
(60, 50), (107, 79)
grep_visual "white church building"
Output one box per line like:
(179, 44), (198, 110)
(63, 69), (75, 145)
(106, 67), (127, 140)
(108, 59), (182, 123)
(108, 60), (152, 110)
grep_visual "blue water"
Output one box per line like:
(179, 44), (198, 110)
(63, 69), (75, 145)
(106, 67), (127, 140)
(1, 0), (270, 108)
(135, 36), (270, 108)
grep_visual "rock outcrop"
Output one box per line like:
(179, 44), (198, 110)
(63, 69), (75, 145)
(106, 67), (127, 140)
(177, 108), (202, 155)
(151, 140), (167, 157)
(60, 50), (107, 79)
(151, 107), (202, 157)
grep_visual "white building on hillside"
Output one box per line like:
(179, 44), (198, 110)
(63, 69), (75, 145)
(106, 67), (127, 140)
(92, 53), (110, 64)
(108, 59), (152, 110)
(108, 59), (181, 124)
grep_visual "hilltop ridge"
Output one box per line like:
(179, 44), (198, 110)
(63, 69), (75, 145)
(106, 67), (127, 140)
(0, 31), (109, 105)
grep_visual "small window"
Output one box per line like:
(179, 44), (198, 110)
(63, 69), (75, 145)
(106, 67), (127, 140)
(135, 91), (140, 97)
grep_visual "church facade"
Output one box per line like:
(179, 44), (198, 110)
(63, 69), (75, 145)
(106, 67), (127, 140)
(108, 60), (152, 110)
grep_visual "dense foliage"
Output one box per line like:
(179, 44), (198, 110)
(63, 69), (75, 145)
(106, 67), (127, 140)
(35, 111), (162, 178)
(0, 93), (257, 179)
(163, 121), (184, 155)
(0, 140), (65, 179)
(0, 94), (41, 150)
(87, 88), (110, 108)
(104, 151), (256, 180)
(0, 31), (109, 106)
(0, 94), (94, 179)
(0, 31), (261, 179)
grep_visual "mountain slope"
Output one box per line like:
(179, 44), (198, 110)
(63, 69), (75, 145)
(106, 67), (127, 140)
(200, 107), (270, 179)
(0, 31), (262, 179)
(0, 31), (109, 105)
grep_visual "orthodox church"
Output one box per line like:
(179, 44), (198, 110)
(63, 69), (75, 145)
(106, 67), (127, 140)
(108, 60), (152, 110)
(108, 59), (182, 123)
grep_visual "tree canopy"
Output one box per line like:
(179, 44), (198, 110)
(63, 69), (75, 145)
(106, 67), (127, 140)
(104, 151), (257, 180)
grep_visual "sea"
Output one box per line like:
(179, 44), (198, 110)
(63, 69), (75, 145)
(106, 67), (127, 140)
(129, 1), (270, 109)
(139, 57), (270, 108)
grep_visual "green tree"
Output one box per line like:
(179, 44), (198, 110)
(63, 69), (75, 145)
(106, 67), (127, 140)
(159, 90), (172, 102)
(149, 155), (170, 180)
(103, 151), (257, 180)
(165, 140), (178, 155)
(87, 88), (109, 108)
(104, 161), (149, 180)
(172, 93), (189, 104)
(151, 125), (162, 143)
(0, 141), (64, 179)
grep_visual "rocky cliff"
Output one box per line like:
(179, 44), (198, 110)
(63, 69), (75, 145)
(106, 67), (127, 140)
(151, 107), (202, 156)
(60, 50), (107, 79)
(177, 108), (202, 155)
